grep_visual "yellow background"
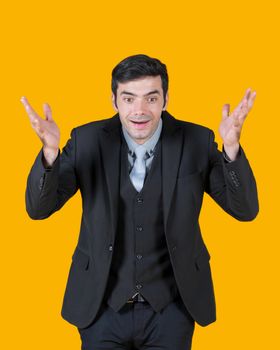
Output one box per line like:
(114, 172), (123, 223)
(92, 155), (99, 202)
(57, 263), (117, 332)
(0, 0), (279, 349)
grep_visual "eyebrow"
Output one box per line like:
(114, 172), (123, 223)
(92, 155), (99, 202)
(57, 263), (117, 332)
(120, 89), (161, 97)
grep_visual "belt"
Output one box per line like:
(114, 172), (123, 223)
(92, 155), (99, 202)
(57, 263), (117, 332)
(126, 293), (147, 303)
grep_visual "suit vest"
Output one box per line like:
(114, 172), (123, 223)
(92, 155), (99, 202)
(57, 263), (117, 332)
(103, 133), (180, 312)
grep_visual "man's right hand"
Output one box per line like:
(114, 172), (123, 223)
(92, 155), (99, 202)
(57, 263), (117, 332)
(21, 96), (60, 167)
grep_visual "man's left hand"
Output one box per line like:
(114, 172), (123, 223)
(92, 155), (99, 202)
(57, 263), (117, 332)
(219, 88), (257, 161)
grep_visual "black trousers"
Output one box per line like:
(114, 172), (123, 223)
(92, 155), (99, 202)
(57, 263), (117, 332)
(78, 297), (195, 350)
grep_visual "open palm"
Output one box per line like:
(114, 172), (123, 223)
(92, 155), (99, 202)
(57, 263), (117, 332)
(21, 96), (60, 151)
(219, 88), (256, 147)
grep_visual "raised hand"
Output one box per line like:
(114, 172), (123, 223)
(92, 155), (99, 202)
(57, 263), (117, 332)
(21, 96), (60, 166)
(219, 88), (257, 160)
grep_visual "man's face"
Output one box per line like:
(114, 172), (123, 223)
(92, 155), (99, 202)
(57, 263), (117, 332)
(112, 75), (168, 144)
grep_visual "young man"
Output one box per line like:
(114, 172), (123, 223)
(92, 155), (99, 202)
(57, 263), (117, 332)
(22, 54), (258, 350)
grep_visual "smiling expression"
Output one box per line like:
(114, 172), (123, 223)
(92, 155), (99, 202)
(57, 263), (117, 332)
(112, 75), (168, 144)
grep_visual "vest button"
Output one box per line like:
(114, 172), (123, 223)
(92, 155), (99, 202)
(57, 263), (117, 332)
(136, 283), (142, 290)
(39, 176), (44, 190)
(137, 197), (143, 203)
(108, 245), (113, 251)
(136, 226), (143, 231)
(136, 254), (142, 260)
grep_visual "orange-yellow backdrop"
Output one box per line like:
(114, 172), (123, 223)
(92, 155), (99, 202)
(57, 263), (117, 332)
(0, 0), (279, 349)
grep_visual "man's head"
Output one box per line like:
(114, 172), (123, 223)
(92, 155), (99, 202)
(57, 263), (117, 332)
(111, 54), (169, 144)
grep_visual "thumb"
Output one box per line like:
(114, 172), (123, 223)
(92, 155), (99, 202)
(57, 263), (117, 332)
(222, 104), (230, 120)
(43, 103), (53, 121)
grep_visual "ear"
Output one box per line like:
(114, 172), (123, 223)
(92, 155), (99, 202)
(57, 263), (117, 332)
(162, 92), (169, 111)
(111, 93), (118, 111)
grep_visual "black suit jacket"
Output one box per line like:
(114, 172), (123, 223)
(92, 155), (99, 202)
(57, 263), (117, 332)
(25, 111), (259, 328)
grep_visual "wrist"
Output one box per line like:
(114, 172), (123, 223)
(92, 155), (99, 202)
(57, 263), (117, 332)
(223, 143), (240, 162)
(43, 147), (59, 167)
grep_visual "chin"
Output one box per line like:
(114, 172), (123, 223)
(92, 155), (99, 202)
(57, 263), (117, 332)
(130, 135), (147, 144)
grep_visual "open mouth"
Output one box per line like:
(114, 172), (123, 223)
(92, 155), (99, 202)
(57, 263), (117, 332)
(130, 120), (150, 129)
(130, 120), (149, 124)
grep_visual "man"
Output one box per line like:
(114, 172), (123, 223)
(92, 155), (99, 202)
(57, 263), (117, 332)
(22, 54), (259, 350)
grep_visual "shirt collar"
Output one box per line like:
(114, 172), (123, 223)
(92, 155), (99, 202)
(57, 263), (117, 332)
(122, 117), (162, 157)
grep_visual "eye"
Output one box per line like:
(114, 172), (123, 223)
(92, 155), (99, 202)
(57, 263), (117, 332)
(123, 97), (134, 103)
(147, 97), (158, 103)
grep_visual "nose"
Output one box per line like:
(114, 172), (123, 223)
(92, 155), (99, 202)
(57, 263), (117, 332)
(132, 99), (147, 115)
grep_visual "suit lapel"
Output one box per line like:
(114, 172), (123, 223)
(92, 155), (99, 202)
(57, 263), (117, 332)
(161, 111), (184, 232)
(99, 114), (121, 238)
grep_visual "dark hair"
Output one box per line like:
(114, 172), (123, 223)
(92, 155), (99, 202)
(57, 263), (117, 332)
(111, 54), (168, 108)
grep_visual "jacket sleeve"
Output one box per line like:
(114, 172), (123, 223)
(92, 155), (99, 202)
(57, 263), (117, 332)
(205, 129), (259, 221)
(25, 128), (79, 219)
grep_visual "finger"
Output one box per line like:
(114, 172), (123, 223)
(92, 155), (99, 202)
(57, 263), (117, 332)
(20, 96), (40, 123)
(244, 87), (251, 99)
(241, 88), (252, 104)
(20, 96), (35, 114)
(232, 90), (248, 115)
(222, 104), (230, 120)
(232, 111), (241, 127)
(234, 99), (244, 115)
(238, 103), (248, 123)
(236, 99), (252, 131)
(247, 90), (257, 110)
(43, 103), (53, 121)
(234, 90), (250, 118)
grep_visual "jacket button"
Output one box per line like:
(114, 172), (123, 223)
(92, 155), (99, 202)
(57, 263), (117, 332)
(136, 226), (143, 231)
(39, 176), (44, 190)
(136, 283), (142, 290)
(109, 245), (113, 252)
(172, 246), (177, 252)
(136, 254), (143, 260)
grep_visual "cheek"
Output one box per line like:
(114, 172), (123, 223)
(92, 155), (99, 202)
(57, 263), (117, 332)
(150, 105), (163, 118)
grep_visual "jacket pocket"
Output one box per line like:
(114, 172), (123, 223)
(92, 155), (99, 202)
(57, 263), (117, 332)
(72, 247), (90, 270)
